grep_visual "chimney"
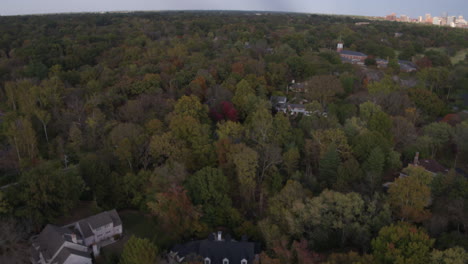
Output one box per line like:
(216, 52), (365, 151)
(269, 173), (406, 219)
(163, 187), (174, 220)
(217, 231), (222, 241)
(414, 152), (420, 165)
(71, 233), (77, 243)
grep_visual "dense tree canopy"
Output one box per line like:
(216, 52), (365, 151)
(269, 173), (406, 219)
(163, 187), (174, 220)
(0, 11), (467, 264)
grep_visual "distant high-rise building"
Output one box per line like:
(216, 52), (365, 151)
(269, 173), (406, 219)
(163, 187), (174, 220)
(447, 16), (456, 24)
(442, 12), (448, 19)
(386, 13), (397, 21)
(433, 17), (441, 25)
(418, 16), (423, 22)
(425, 13), (432, 23)
(400, 15), (410, 22)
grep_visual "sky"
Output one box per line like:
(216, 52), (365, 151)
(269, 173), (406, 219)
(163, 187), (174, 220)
(1, 0), (467, 18)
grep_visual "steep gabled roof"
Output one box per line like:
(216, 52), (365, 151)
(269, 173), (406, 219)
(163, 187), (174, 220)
(37, 225), (68, 261)
(55, 247), (91, 264)
(85, 211), (113, 229)
(108, 209), (122, 226)
(419, 159), (449, 174)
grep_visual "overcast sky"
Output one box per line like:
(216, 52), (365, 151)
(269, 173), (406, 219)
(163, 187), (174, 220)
(1, 0), (467, 18)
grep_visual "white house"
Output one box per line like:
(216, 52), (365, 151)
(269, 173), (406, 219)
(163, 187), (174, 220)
(31, 210), (122, 264)
(74, 209), (122, 247)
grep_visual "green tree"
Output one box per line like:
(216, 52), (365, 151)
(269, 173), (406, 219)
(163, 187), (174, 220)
(232, 79), (258, 119)
(423, 122), (452, 158)
(335, 157), (364, 191)
(229, 143), (258, 207)
(368, 75), (399, 95)
(216, 121), (244, 141)
(454, 121), (468, 159)
(431, 247), (468, 264)
(372, 222), (434, 264)
(304, 75), (344, 108)
(319, 144), (341, 188)
(0, 191), (10, 215)
(173, 95), (209, 124)
(359, 101), (383, 123)
(363, 147), (385, 193)
(313, 128), (352, 159)
(5, 117), (38, 165)
(388, 166), (433, 222)
(301, 190), (390, 251)
(186, 167), (235, 226)
(408, 88), (445, 118)
(119, 236), (158, 264)
(282, 147), (300, 176)
(18, 161), (84, 226)
(369, 111), (393, 141)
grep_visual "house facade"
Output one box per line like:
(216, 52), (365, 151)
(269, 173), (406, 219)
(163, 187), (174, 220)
(31, 210), (122, 264)
(73, 209), (122, 247)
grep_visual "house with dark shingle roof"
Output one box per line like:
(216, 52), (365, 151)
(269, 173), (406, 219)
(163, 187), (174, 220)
(30, 225), (91, 264)
(170, 231), (258, 264)
(30, 209), (122, 264)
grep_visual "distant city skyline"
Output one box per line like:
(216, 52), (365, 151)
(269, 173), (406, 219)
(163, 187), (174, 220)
(1, 0), (467, 18)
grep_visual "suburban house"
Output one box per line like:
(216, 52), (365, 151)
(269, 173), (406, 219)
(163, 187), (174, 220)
(73, 209), (123, 247)
(411, 152), (449, 175)
(287, 103), (309, 115)
(170, 231), (258, 264)
(383, 152), (449, 189)
(30, 209), (122, 264)
(398, 60), (418, 72)
(271, 96), (310, 116)
(31, 225), (92, 264)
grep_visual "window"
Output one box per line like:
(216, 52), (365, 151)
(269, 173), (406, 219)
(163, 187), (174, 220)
(241, 259), (247, 264)
(204, 257), (211, 264)
(223, 258), (229, 264)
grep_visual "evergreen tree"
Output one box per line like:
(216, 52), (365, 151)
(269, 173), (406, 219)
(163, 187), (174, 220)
(319, 144), (341, 188)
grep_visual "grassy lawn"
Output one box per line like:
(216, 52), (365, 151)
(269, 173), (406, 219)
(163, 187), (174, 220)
(119, 210), (160, 242)
(95, 210), (162, 264)
(451, 48), (468, 65)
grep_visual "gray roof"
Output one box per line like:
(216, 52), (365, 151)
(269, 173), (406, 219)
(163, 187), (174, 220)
(55, 247), (91, 264)
(37, 225), (69, 261)
(340, 50), (367, 57)
(78, 220), (94, 238)
(108, 209), (122, 226)
(270, 96), (287, 104)
(85, 211), (113, 229)
(288, 103), (306, 109)
(199, 240), (255, 264)
(173, 234), (256, 264)
(79, 209), (122, 237)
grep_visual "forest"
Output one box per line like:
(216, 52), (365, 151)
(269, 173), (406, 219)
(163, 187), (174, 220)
(0, 11), (467, 264)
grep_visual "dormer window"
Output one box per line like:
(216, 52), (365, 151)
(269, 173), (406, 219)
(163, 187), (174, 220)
(204, 257), (211, 264)
(241, 259), (247, 264)
(223, 258), (229, 264)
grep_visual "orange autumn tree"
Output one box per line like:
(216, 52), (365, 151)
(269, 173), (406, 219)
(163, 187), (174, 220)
(148, 186), (204, 241)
